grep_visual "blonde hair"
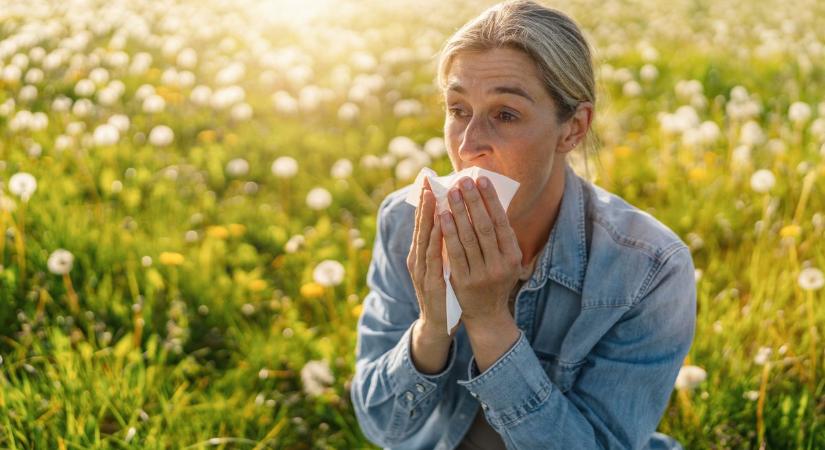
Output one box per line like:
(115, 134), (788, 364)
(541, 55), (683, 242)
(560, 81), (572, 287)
(436, 0), (598, 174)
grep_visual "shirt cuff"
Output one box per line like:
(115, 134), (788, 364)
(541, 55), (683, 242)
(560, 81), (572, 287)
(457, 329), (552, 427)
(386, 319), (457, 410)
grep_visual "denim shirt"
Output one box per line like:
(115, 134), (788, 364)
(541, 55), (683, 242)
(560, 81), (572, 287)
(351, 163), (697, 450)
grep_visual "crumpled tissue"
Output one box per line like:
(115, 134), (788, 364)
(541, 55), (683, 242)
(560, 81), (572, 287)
(405, 166), (520, 334)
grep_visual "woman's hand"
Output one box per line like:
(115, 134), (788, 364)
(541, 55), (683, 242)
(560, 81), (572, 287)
(439, 176), (523, 326)
(407, 178), (461, 339)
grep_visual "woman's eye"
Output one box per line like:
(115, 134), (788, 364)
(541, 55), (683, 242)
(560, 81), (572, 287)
(447, 107), (467, 118)
(498, 111), (517, 122)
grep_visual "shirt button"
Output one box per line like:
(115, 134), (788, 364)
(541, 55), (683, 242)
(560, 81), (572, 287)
(415, 383), (425, 393)
(405, 391), (415, 402)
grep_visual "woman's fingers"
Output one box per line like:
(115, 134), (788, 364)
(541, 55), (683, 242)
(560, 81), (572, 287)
(478, 176), (521, 262)
(457, 177), (499, 262)
(415, 187), (436, 276)
(408, 182), (425, 273)
(425, 209), (444, 283)
(439, 211), (470, 278)
(446, 181), (484, 272)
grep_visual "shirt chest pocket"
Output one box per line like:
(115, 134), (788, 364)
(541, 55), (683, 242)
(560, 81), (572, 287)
(534, 351), (586, 393)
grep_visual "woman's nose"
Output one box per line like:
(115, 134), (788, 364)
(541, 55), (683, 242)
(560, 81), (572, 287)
(458, 115), (492, 161)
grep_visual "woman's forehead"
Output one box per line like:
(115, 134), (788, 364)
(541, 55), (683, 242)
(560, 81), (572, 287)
(443, 48), (544, 98)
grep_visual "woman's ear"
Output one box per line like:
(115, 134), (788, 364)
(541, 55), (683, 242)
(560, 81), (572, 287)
(558, 102), (593, 154)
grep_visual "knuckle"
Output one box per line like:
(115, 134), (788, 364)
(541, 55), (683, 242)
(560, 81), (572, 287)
(460, 233), (477, 246)
(492, 214), (508, 228)
(477, 221), (495, 236)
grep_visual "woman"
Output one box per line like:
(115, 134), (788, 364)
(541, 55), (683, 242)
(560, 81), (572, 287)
(351, 1), (696, 449)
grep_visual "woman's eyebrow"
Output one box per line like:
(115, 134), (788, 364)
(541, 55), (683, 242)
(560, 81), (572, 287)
(446, 82), (535, 104)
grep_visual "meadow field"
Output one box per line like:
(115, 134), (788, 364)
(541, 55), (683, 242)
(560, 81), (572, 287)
(0, 0), (823, 448)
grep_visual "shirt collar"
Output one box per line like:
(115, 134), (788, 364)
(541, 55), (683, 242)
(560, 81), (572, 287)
(527, 163), (587, 294)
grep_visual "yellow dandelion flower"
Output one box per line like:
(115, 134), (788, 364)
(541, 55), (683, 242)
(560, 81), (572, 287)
(703, 151), (718, 167)
(206, 226), (229, 239)
(158, 252), (185, 266)
(614, 146), (632, 159)
(228, 223), (246, 237)
(248, 279), (267, 292)
(351, 304), (363, 318)
(688, 167), (708, 183)
(780, 224), (801, 239)
(198, 130), (217, 143)
(300, 282), (325, 298)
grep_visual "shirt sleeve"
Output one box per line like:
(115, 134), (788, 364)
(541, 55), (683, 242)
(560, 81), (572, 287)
(350, 195), (459, 447)
(457, 246), (697, 449)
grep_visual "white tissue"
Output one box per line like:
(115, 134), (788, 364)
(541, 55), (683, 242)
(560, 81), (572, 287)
(405, 166), (520, 334)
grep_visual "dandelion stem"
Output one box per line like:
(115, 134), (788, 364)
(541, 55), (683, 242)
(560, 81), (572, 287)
(63, 273), (80, 314)
(805, 290), (818, 390)
(756, 361), (770, 447)
(15, 202), (26, 289)
(793, 170), (817, 225)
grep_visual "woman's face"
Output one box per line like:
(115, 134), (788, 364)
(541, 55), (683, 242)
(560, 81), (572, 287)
(442, 47), (573, 221)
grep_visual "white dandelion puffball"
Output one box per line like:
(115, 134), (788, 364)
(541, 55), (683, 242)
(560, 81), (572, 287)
(424, 137), (447, 158)
(47, 249), (74, 275)
(337, 102), (359, 121)
(148, 125), (174, 147)
(143, 94), (166, 114)
(798, 267), (824, 291)
(8, 172), (37, 201)
(226, 158), (249, 177)
(306, 187), (332, 210)
(93, 124), (120, 147)
(230, 102), (253, 121)
(330, 159), (353, 179)
(788, 102), (812, 125)
(300, 359), (334, 397)
(313, 259), (345, 287)
(674, 365), (707, 390)
(271, 156), (298, 178)
(108, 114), (130, 132)
(753, 346), (772, 366)
(750, 169), (775, 193)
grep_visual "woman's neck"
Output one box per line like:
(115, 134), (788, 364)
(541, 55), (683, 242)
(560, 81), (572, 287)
(509, 159), (566, 267)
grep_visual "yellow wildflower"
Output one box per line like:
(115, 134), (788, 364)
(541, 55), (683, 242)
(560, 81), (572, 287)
(300, 282), (325, 298)
(688, 167), (708, 183)
(780, 224), (801, 239)
(614, 146), (633, 159)
(351, 304), (363, 318)
(198, 130), (217, 143)
(206, 226), (229, 239)
(228, 223), (246, 237)
(158, 252), (185, 266)
(248, 279), (267, 292)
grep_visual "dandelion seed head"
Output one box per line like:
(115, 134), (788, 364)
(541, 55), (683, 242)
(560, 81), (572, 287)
(798, 267), (824, 291)
(47, 249), (74, 275)
(271, 156), (298, 178)
(313, 260), (345, 287)
(306, 187), (332, 210)
(674, 365), (706, 390)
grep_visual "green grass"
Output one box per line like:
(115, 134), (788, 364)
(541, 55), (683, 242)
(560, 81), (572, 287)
(0, 0), (824, 448)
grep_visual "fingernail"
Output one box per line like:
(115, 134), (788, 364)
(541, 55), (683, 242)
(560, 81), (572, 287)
(461, 178), (474, 190)
(449, 189), (461, 202)
(478, 176), (489, 188)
